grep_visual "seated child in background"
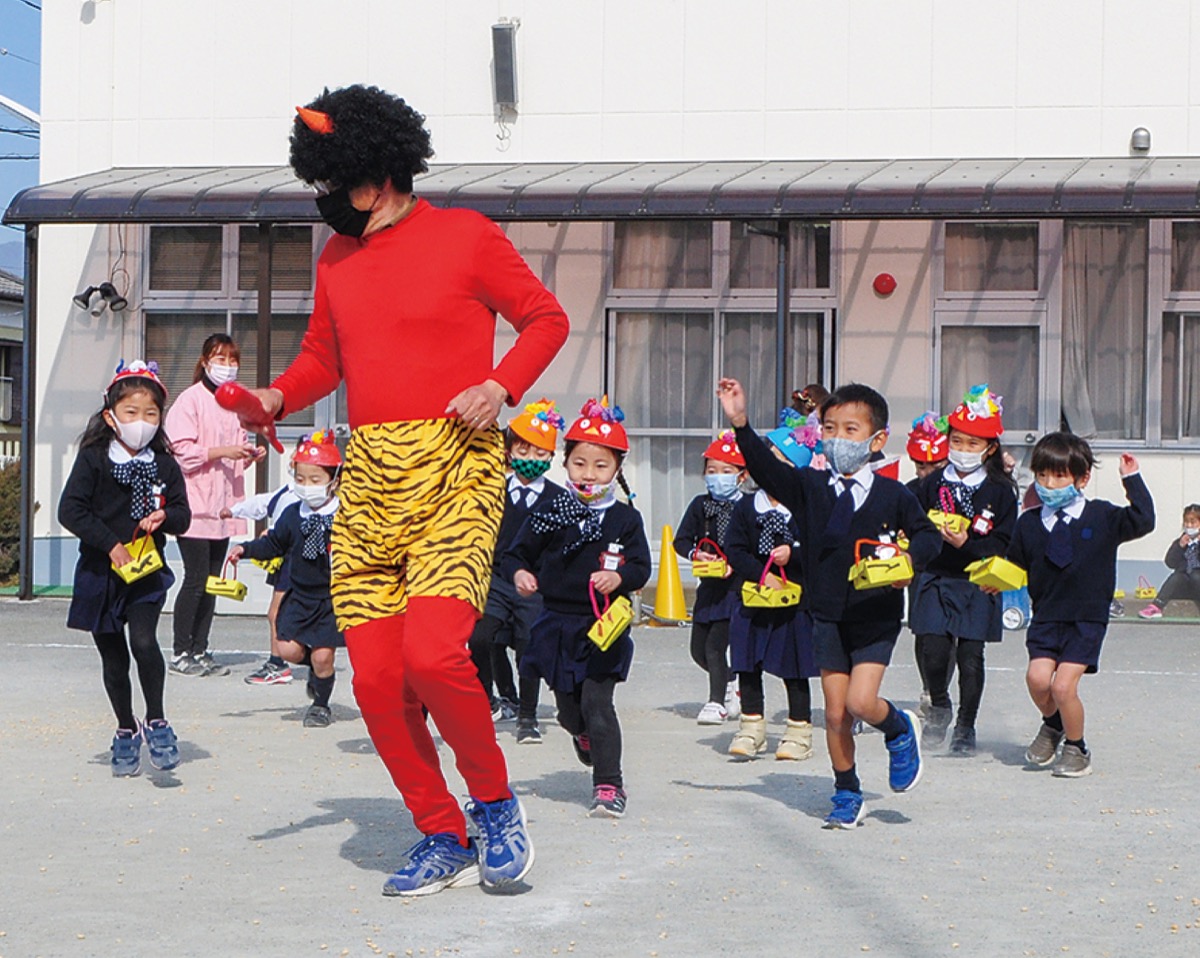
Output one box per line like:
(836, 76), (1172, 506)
(1138, 503), (1200, 619)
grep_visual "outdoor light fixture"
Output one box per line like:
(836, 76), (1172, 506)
(1131, 127), (1151, 152)
(72, 282), (128, 314)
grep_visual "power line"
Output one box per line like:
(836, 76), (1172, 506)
(0, 47), (39, 66)
(0, 153), (38, 160)
(0, 127), (39, 138)
(12, 1), (42, 11)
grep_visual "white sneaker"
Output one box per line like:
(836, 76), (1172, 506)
(724, 680), (741, 720)
(696, 701), (728, 725)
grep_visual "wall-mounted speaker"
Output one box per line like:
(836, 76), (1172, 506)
(492, 22), (518, 110)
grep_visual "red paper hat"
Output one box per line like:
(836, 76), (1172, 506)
(945, 384), (1004, 439)
(564, 397), (628, 453)
(906, 411), (948, 462)
(703, 429), (745, 466)
(107, 359), (167, 400)
(509, 398), (565, 453)
(292, 430), (342, 468)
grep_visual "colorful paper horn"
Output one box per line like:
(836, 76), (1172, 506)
(296, 106), (334, 135)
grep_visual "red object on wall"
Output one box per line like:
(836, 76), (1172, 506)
(873, 272), (897, 296)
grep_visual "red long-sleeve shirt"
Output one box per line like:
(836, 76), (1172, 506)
(272, 200), (569, 427)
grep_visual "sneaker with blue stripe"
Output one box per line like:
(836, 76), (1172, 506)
(111, 724), (143, 777)
(823, 789), (865, 829)
(382, 834), (480, 897)
(144, 718), (180, 770)
(466, 794), (535, 888)
(886, 708), (923, 792)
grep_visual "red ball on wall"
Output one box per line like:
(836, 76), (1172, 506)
(873, 272), (897, 296)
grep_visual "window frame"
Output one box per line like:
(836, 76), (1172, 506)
(1154, 218), (1200, 446)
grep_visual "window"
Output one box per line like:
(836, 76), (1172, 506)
(944, 223), (1038, 292)
(1061, 222), (1147, 440)
(144, 312), (228, 401)
(237, 226), (315, 292)
(939, 325), (1040, 434)
(612, 221), (712, 289)
(721, 312), (823, 429)
(148, 226), (223, 291)
(1162, 314), (1200, 439)
(1170, 222), (1200, 291)
(729, 222), (831, 290)
(231, 314), (314, 427)
(0, 343), (18, 424)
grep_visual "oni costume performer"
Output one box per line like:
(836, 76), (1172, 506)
(276, 86), (569, 860)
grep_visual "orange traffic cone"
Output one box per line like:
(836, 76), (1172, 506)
(649, 525), (690, 626)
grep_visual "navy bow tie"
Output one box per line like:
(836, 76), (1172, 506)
(300, 513), (334, 560)
(530, 491), (604, 555)
(702, 497), (735, 545)
(111, 458), (159, 520)
(757, 510), (792, 556)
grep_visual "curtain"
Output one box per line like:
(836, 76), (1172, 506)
(148, 226), (223, 290)
(940, 325), (1039, 432)
(613, 312), (712, 429)
(1061, 222), (1147, 439)
(945, 223), (1038, 292)
(729, 222), (828, 289)
(612, 222), (711, 289)
(722, 312), (821, 429)
(237, 226), (314, 292)
(1170, 222), (1200, 290)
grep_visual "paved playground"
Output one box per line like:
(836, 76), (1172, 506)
(2, 597), (1198, 958)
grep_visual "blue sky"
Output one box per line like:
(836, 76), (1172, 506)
(0, 0), (41, 275)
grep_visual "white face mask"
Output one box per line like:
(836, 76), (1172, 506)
(112, 417), (159, 452)
(206, 362), (239, 386)
(948, 449), (985, 474)
(293, 481), (332, 508)
(1186, 527), (1200, 538)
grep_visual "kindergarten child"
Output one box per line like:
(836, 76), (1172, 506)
(724, 461), (817, 761)
(468, 400), (565, 743)
(910, 387), (1017, 755)
(229, 431), (344, 728)
(718, 378), (941, 828)
(1001, 433), (1154, 777)
(673, 430), (747, 725)
(1137, 503), (1200, 619)
(504, 399), (651, 818)
(58, 360), (191, 776)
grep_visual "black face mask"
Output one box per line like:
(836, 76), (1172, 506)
(316, 186), (371, 237)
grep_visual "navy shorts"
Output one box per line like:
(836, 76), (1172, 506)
(1025, 620), (1106, 674)
(812, 617), (901, 673)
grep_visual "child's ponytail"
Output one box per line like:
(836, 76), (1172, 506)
(616, 468), (635, 502)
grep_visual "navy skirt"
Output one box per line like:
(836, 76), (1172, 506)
(520, 608), (634, 694)
(277, 588), (343, 649)
(729, 603), (816, 679)
(67, 559), (174, 635)
(693, 588), (739, 626)
(266, 555), (292, 592)
(909, 573), (1002, 643)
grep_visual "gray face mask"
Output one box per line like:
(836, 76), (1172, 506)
(824, 433), (880, 476)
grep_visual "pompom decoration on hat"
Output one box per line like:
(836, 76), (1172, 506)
(703, 429), (745, 467)
(906, 411), (949, 463)
(766, 407), (818, 469)
(564, 396), (628, 452)
(292, 430), (343, 468)
(509, 398), (565, 453)
(945, 384), (1004, 440)
(107, 359), (167, 400)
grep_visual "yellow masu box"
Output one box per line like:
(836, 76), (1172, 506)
(206, 559), (247, 601)
(587, 594), (634, 651)
(741, 560), (803, 608)
(927, 510), (970, 535)
(691, 537), (729, 579)
(111, 533), (163, 585)
(250, 555), (283, 575)
(964, 556), (1028, 591)
(848, 539), (913, 591)
(1134, 576), (1157, 599)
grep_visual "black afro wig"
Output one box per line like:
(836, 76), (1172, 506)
(289, 85), (435, 192)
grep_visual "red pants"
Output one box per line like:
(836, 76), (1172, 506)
(345, 596), (511, 843)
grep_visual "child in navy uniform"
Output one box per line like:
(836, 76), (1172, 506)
(674, 430), (747, 725)
(469, 400), (565, 743)
(505, 399), (651, 819)
(724, 481), (817, 761)
(58, 361), (191, 776)
(229, 431), (344, 728)
(1137, 503), (1200, 619)
(719, 378), (941, 829)
(997, 433), (1154, 777)
(910, 387), (1017, 756)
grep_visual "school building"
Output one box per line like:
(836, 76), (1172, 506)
(5, 1), (1200, 600)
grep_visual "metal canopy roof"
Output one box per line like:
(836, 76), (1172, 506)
(8, 157), (1200, 224)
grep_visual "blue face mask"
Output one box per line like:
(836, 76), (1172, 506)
(823, 433), (880, 476)
(704, 473), (741, 501)
(1035, 481), (1082, 511)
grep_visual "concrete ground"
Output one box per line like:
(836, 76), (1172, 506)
(2, 598), (1199, 958)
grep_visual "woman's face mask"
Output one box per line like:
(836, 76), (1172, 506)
(206, 362), (239, 386)
(316, 186), (372, 237)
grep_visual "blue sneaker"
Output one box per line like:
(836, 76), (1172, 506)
(111, 725), (143, 777)
(381, 834), (480, 897)
(466, 794), (535, 888)
(823, 789), (865, 829)
(886, 709), (923, 792)
(144, 719), (180, 770)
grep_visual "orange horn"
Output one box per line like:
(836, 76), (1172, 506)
(296, 106), (334, 135)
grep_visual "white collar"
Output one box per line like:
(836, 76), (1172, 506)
(509, 473), (547, 497)
(942, 462), (986, 488)
(299, 496), (339, 518)
(1039, 494), (1087, 529)
(828, 461), (875, 492)
(108, 440), (154, 465)
(754, 488), (792, 519)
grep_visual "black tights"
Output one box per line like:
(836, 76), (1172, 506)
(737, 670), (812, 723)
(469, 614), (541, 721)
(554, 676), (622, 788)
(173, 536), (228, 657)
(920, 634), (985, 727)
(690, 619), (731, 703)
(93, 603), (166, 731)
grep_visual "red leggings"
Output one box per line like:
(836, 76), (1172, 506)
(345, 596), (511, 843)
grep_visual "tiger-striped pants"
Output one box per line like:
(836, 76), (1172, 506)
(335, 419), (512, 840)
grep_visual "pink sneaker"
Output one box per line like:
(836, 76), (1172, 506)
(1138, 605), (1163, 620)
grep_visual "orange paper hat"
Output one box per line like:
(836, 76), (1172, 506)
(296, 106), (335, 135)
(944, 385), (1004, 440)
(703, 429), (745, 467)
(564, 397), (628, 453)
(108, 359), (167, 400)
(906, 411), (949, 462)
(509, 399), (565, 452)
(292, 430), (342, 468)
